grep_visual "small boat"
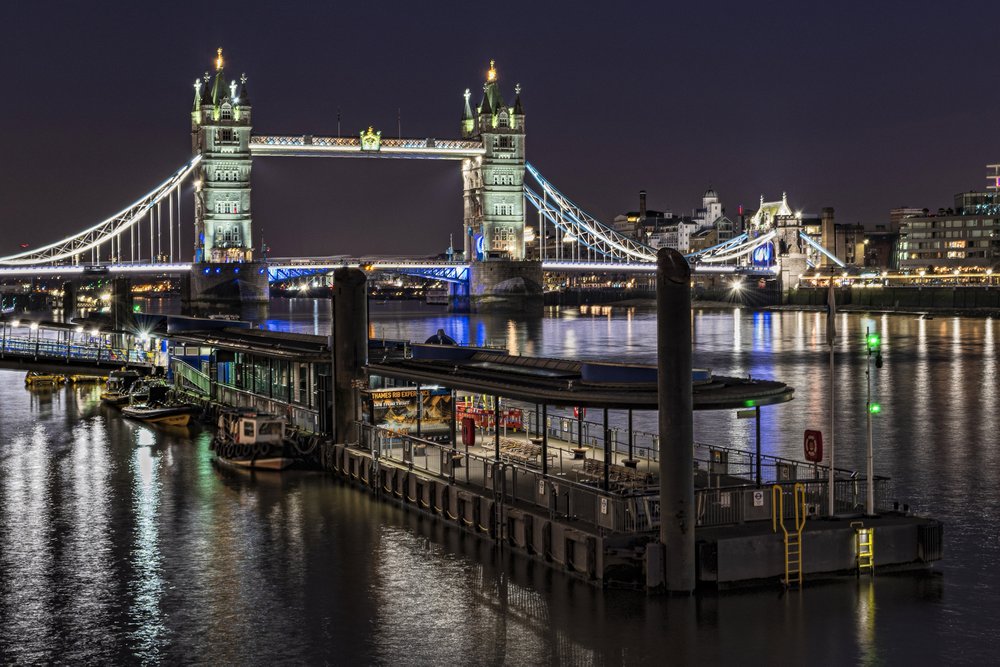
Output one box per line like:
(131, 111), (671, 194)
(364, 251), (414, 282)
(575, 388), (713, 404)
(121, 382), (197, 427)
(25, 371), (66, 387)
(211, 408), (296, 470)
(69, 374), (107, 384)
(101, 369), (142, 406)
(122, 403), (196, 427)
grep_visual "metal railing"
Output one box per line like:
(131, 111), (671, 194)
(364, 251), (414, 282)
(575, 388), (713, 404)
(0, 334), (151, 366)
(358, 422), (639, 535)
(355, 422), (898, 535)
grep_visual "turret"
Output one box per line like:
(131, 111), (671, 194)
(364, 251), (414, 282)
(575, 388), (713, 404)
(461, 88), (474, 137)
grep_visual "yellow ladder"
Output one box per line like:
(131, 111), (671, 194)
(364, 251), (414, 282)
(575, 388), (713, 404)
(772, 483), (807, 587)
(852, 521), (875, 574)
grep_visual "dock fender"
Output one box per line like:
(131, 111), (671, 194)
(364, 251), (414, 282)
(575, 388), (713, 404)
(541, 521), (553, 562)
(482, 499), (496, 538)
(523, 514), (536, 554)
(586, 536), (598, 580)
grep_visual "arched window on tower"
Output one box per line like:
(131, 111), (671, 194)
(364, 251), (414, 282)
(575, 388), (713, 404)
(497, 112), (509, 128)
(221, 104), (233, 121)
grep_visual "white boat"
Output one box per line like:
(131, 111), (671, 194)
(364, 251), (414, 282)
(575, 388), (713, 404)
(211, 409), (296, 471)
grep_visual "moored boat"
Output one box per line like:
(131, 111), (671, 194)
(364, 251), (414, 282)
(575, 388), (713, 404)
(121, 382), (197, 427)
(69, 374), (107, 384)
(100, 369), (142, 406)
(211, 408), (296, 470)
(25, 371), (66, 387)
(121, 403), (196, 427)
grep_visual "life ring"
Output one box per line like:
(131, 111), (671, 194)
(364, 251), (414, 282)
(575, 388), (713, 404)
(255, 442), (271, 458)
(294, 436), (318, 456)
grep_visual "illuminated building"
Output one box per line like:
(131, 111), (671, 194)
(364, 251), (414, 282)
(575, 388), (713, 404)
(191, 49), (254, 264)
(461, 60), (526, 260)
(897, 165), (1000, 270)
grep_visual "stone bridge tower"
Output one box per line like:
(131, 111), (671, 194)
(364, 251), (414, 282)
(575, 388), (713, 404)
(186, 49), (268, 308)
(457, 61), (541, 313)
(461, 60), (527, 261)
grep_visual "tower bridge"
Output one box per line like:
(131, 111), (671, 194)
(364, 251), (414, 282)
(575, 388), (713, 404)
(0, 51), (843, 311)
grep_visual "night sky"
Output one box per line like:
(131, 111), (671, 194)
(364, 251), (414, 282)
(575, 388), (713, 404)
(2, 1), (999, 259)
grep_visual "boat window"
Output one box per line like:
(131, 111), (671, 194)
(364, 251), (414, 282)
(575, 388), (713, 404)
(243, 422), (255, 437)
(258, 422), (282, 436)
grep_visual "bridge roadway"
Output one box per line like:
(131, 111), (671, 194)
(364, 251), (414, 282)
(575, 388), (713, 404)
(0, 258), (774, 283)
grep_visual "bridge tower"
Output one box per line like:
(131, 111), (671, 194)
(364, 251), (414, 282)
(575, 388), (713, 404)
(185, 48), (269, 308)
(458, 61), (542, 313)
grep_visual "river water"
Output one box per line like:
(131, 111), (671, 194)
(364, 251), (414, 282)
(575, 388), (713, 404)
(0, 299), (995, 664)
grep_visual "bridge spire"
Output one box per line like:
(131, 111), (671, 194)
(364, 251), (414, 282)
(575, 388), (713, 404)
(215, 47), (224, 72)
(461, 88), (474, 136)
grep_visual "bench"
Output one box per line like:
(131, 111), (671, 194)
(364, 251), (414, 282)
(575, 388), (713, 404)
(498, 437), (555, 468)
(578, 457), (655, 491)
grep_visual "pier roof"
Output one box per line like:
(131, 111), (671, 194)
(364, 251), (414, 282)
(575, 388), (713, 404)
(168, 327), (332, 362)
(367, 344), (794, 411)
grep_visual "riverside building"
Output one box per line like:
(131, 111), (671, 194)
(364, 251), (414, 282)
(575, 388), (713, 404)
(897, 165), (1000, 271)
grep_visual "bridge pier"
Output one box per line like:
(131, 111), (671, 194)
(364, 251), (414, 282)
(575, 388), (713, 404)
(463, 260), (543, 314)
(183, 261), (270, 310)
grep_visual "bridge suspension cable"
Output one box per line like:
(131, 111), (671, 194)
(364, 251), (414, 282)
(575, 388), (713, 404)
(523, 163), (657, 263)
(0, 157), (200, 266)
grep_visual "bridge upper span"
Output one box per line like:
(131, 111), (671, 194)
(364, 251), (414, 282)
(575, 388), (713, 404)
(250, 135), (485, 160)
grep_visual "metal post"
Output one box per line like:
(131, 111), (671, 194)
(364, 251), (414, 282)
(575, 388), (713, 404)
(450, 389), (457, 448)
(541, 404), (548, 477)
(603, 408), (610, 491)
(866, 326), (874, 515)
(827, 344), (835, 516)
(416, 382), (422, 439)
(156, 200), (161, 261)
(577, 409), (583, 450)
(493, 395), (501, 461)
(657, 248), (695, 593)
(628, 409), (634, 461)
(169, 190), (174, 262)
(755, 405), (762, 487)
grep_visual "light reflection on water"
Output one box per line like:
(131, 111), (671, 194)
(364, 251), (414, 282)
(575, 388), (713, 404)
(0, 301), (997, 661)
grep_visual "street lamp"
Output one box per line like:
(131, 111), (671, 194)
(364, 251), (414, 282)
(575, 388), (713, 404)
(864, 327), (883, 516)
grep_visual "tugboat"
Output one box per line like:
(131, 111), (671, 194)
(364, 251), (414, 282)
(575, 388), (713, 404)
(211, 408), (296, 470)
(100, 369), (142, 406)
(25, 371), (67, 387)
(121, 382), (197, 427)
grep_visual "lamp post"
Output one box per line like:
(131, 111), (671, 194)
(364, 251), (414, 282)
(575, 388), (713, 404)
(864, 327), (883, 516)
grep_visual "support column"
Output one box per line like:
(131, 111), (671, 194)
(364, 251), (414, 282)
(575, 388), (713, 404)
(333, 268), (368, 444)
(541, 404), (548, 477)
(657, 247), (695, 593)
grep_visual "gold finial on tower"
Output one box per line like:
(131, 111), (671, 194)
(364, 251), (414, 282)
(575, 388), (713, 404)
(215, 48), (224, 71)
(487, 59), (497, 83)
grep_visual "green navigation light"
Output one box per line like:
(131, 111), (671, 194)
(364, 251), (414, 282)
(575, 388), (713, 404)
(869, 403), (882, 414)
(866, 332), (881, 350)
